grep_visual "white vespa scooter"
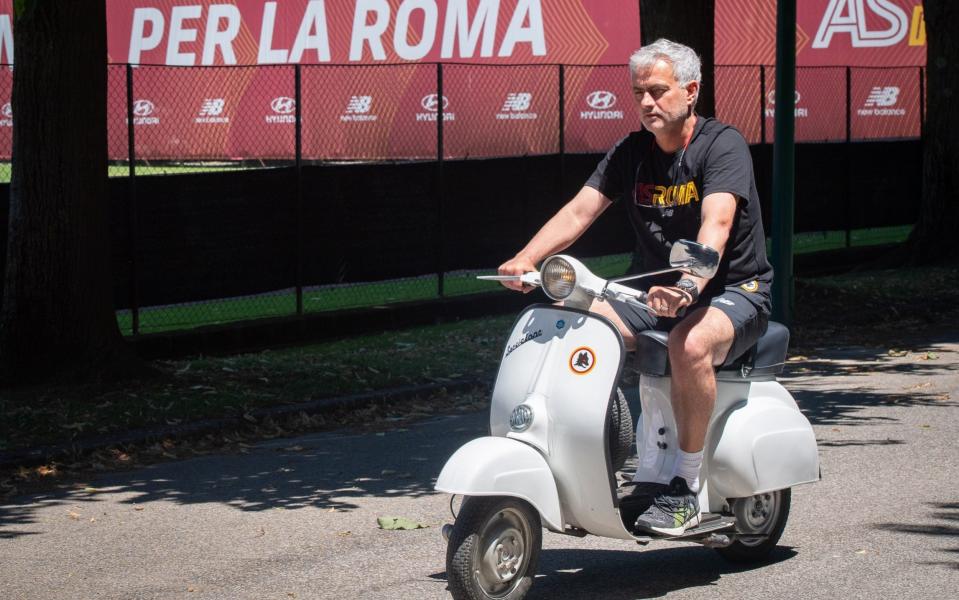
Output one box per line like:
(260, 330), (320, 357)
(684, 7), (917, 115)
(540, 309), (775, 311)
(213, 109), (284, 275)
(435, 240), (820, 600)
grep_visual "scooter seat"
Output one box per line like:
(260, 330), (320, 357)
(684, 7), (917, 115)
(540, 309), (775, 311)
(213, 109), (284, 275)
(635, 321), (790, 379)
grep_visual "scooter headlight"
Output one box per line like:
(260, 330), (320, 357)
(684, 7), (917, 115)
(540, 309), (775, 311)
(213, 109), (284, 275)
(541, 256), (576, 300)
(510, 404), (533, 432)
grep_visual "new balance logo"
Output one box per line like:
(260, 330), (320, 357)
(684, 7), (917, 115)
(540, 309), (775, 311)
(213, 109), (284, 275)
(199, 98), (225, 117)
(341, 96), (377, 122)
(501, 92), (532, 112)
(858, 86), (906, 117)
(345, 96), (373, 114)
(497, 92), (537, 121)
(196, 98), (229, 124)
(864, 86), (900, 107)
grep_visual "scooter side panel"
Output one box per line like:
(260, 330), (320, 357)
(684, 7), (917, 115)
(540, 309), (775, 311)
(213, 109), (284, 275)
(708, 382), (820, 498)
(435, 437), (563, 531)
(489, 305), (632, 539)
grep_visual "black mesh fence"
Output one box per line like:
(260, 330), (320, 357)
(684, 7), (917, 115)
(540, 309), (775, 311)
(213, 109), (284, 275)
(0, 63), (926, 336)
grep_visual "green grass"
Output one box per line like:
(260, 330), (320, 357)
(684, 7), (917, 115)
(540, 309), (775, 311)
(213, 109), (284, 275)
(0, 162), (259, 184)
(118, 227), (912, 336)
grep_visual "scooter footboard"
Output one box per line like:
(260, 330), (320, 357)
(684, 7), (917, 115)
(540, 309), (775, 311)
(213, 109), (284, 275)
(709, 391), (820, 499)
(435, 437), (563, 531)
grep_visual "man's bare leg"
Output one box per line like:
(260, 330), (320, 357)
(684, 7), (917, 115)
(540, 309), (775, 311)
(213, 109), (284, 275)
(667, 306), (735, 453)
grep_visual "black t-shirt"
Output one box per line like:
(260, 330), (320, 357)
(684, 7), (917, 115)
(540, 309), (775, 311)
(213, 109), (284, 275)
(586, 116), (772, 295)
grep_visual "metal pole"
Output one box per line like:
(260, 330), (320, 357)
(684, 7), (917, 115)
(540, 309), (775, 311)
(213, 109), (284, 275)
(125, 64), (139, 336)
(558, 64), (566, 196)
(436, 63), (445, 297)
(759, 65), (767, 144)
(845, 66), (852, 248)
(771, 0), (796, 326)
(295, 64), (304, 316)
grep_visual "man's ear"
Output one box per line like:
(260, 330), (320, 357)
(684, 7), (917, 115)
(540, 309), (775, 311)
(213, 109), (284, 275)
(686, 80), (700, 107)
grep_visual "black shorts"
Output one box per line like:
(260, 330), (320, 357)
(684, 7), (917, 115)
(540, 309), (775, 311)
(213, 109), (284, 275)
(610, 280), (771, 365)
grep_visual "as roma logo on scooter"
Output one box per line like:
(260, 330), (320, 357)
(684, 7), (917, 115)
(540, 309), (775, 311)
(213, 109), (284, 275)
(569, 346), (596, 375)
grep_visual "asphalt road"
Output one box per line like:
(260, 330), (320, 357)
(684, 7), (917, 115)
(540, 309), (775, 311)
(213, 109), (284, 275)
(2, 337), (958, 599)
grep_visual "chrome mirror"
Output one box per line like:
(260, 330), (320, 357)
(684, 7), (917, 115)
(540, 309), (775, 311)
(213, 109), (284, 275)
(669, 240), (720, 279)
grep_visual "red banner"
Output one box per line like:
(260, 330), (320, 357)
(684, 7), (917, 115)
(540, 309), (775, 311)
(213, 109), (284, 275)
(105, 0), (638, 66)
(3, 1), (643, 161)
(715, 0), (925, 143)
(716, 0), (926, 67)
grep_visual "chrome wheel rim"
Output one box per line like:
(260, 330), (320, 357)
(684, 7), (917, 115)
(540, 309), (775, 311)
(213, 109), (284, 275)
(474, 507), (532, 598)
(733, 491), (781, 546)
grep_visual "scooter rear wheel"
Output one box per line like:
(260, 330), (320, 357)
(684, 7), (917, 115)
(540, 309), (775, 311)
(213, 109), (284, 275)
(447, 496), (542, 600)
(717, 488), (791, 563)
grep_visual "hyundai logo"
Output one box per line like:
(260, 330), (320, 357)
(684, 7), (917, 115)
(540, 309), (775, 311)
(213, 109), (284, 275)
(586, 91), (617, 110)
(132, 99), (154, 117)
(767, 90), (801, 105)
(271, 96), (296, 115)
(421, 94), (449, 112)
(1, 103), (11, 118)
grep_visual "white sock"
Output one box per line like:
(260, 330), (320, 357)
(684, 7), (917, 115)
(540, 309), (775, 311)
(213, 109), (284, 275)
(672, 449), (703, 493)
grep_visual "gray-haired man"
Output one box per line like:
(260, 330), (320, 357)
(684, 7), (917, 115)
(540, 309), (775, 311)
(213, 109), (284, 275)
(498, 39), (773, 536)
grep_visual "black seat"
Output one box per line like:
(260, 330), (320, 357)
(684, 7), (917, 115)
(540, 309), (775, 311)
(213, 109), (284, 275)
(635, 321), (790, 379)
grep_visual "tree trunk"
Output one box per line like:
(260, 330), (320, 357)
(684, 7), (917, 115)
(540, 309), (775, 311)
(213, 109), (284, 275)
(639, 0), (716, 117)
(908, 1), (959, 263)
(0, 1), (142, 384)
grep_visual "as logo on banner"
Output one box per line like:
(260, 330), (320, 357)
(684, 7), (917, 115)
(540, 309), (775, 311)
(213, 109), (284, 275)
(813, 0), (926, 48)
(497, 92), (537, 121)
(266, 97), (296, 124)
(341, 95), (377, 122)
(0, 102), (12, 127)
(858, 86), (905, 116)
(581, 90), (624, 120)
(131, 99), (159, 125)
(417, 94), (455, 122)
(196, 98), (229, 124)
(765, 90), (808, 118)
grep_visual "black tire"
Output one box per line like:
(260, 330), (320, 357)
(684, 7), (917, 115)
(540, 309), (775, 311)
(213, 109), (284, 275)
(608, 387), (633, 472)
(447, 496), (542, 600)
(717, 488), (792, 563)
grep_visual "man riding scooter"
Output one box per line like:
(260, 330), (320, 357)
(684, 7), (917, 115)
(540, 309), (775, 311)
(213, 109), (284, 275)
(498, 39), (773, 536)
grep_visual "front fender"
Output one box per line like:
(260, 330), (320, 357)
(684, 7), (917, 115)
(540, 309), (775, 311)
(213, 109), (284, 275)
(436, 437), (563, 531)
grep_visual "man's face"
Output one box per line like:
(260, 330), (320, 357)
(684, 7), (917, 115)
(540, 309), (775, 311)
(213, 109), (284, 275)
(631, 59), (697, 134)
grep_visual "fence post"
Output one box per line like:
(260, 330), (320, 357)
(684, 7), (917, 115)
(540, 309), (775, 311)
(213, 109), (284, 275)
(436, 62), (446, 297)
(759, 65), (767, 144)
(125, 64), (139, 336)
(295, 64), (304, 316)
(558, 64), (566, 197)
(845, 66), (852, 248)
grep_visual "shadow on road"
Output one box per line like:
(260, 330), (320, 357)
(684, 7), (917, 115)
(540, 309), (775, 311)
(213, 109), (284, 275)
(431, 545), (797, 599)
(0, 413), (487, 538)
(875, 502), (959, 570)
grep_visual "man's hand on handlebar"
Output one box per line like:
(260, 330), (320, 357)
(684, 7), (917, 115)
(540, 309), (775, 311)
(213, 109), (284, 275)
(647, 286), (694, 318)
(497, 255), (538, 293)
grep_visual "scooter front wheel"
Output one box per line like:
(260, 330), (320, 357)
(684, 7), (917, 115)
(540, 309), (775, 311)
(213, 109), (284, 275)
(447, 496), (542, 600)
(717, 488), (791, 563)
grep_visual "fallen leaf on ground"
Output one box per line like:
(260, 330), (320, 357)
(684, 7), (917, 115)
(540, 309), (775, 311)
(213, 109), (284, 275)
(337, 531), (351, 536)
(787, 355), (808, 362)
(377, 516), (427, 530)
(67, 510), (81, 521)
(887, 349), (908, 357)
(917, 352), (939, 360)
